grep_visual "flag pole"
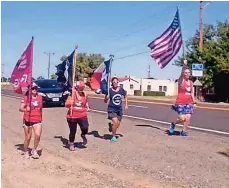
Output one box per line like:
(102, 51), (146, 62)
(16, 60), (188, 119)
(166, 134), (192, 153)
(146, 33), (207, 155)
(70, 45), (78, 116)
(177, 6), (185, 60)
(28, 36), (34, 123)
(108, 54), (114, 96)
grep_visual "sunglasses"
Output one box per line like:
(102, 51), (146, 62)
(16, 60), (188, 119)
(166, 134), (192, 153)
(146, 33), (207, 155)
(32, 87), (38, 90)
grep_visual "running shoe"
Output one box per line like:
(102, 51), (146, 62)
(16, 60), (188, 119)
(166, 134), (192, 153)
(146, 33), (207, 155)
(169, 122), (176, 134)
(69, 142), (75, 151)
(110, 136), (117, 143)
(108, 122), (113, 132)
(180, 131), (188, 136)
(24, 151), (30, 159)
(81, 134), (88, 145)
(31, 149), (39, 159)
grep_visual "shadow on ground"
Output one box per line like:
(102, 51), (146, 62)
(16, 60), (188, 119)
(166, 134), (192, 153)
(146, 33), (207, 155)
(87, 130), (123, 140)
(15, 143), (43, 156)
(54, 136), (87, 149)
(218, 149), (229, 158)
(135, 124), (181, 136)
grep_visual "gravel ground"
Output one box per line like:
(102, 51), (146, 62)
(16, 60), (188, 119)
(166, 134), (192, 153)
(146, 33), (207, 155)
(1, 96), (229, 188)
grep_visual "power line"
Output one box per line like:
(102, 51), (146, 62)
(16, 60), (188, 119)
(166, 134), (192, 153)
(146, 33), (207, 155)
(114, 51), (149, 60)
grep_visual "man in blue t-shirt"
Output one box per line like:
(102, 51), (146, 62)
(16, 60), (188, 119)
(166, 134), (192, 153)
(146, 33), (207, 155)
(104, 77), (128, 142)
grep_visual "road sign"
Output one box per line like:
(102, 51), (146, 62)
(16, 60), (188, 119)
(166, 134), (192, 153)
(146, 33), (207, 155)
(192, 63), (203, 77)
(192, 63), (204, 70)
(193, 79), (202, 86)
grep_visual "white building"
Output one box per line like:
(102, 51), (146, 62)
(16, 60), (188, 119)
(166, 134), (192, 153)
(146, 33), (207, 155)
(114, 76), (178, 96)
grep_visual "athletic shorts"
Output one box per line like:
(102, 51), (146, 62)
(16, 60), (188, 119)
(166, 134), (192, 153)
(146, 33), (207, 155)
(108, 110), (123, 121)
(173, 104), (194, 115)
(23, 120), (42, 127)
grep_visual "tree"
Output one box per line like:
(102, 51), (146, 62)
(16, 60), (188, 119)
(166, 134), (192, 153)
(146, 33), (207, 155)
(174, 21), (229, 102)
(59, 53), (105, 80)
(50, 74), (57, 79)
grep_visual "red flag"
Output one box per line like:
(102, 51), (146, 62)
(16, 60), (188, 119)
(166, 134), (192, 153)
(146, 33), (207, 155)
(11, 37), (34, 94)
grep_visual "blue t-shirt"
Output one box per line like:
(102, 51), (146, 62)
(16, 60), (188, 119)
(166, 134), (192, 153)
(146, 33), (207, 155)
(108, 87), (127, 111)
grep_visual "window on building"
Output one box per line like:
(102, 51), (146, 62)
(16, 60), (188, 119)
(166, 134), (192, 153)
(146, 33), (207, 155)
(120, 84), (123, 88)
(159, 86), (162, 92)
(147, 85), (151, 91)
(130, 84), (134, 89)
(163, 86), (167, 92)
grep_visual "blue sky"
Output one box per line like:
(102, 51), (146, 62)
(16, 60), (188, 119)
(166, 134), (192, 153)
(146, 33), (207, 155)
(1, 1), (229, 79)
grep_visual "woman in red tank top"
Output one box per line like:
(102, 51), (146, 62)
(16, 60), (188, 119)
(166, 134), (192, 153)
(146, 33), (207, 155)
(19, 83), (43, 159)
(65, 80), (90, 151)
(169, 60), (196, 136)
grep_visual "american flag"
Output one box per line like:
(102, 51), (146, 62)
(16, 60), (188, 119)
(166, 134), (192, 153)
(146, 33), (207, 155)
(148, 9), (183, 69)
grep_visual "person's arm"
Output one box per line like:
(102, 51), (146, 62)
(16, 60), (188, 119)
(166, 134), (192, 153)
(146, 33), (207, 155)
(123, 90), (128, 110)
(104, 95), (109, 103)
(65, 96), (73, 108)
(85, 94), (90, 111)
(19, 96), (27, 112)
(19, 103), (26, 112)
(191, 84), (197, 107)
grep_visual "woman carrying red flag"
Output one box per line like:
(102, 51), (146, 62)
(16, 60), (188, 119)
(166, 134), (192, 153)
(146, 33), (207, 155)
(65, 80), (90, 151)
(169, 60), (196, 136)
(19, 83), (43, 159)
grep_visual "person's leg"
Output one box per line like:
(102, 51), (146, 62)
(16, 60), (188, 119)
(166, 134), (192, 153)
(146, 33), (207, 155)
(67, 119), (77, 151)
(23, 123), (32, 158)
(31, 123), (42, 159)
(78, 117), (89, 145)
(181, 114), (191, 136)
(169, 105), (186, 134)
(111, 116), (119, 142)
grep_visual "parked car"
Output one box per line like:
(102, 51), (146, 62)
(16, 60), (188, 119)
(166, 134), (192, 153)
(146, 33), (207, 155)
(34, 79), (69, 107)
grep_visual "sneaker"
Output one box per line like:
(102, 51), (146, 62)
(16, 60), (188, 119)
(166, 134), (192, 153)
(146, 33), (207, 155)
(180, 131), (188, 136)
(69, 142), (75, 151)
(108, 122), (113, 132)
(81, 134), (88, 145)
(24, 151), (30, 159)
(31, 149), (39, 159)
(169, 122), (176, 134)
(110, 136), (118, 143)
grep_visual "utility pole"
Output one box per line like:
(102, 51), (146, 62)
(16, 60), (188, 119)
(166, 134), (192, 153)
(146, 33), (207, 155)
(199, 1), (204, 52)
(1, 63), (4, 82)
(147, 65), (151, 78)
(44, 52), (55, 79)
(199, 1), (211, 52)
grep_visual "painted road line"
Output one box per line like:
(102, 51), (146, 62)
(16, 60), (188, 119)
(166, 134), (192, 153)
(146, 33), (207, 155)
(128, 105), (148, 109)
(3, 94), (229, 136)
(90, 109), (229, 136)
(88, 96), (229, 112)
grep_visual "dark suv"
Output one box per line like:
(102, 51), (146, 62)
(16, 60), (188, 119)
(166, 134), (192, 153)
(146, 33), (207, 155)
(34, 79), (69, 107)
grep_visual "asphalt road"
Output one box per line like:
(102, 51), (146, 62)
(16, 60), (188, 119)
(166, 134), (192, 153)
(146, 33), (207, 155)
(2, 89), (229, 134)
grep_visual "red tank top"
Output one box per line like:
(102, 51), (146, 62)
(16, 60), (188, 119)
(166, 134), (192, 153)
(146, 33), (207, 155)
(21, 95), (43, 122)
(67, 91), (88, 119)
(175, 79), (194, 105)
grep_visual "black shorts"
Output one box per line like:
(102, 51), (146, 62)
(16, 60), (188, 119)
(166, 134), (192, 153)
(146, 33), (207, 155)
(23, 120), (42, 127)
(108, 110), (123, 121)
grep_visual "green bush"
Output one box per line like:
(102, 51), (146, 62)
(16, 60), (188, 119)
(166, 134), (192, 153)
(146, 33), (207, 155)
(134, 90), (141, 96)
(143, 91), (165, 96)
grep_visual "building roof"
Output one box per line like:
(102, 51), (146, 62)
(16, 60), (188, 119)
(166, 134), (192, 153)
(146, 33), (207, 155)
(110, 76), (139, 83)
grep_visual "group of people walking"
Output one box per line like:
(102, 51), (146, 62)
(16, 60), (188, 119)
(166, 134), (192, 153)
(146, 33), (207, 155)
(19, 60), (196, 159)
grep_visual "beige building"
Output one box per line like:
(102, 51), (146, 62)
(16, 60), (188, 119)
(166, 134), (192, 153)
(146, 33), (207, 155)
(115, 76), (178, 96)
